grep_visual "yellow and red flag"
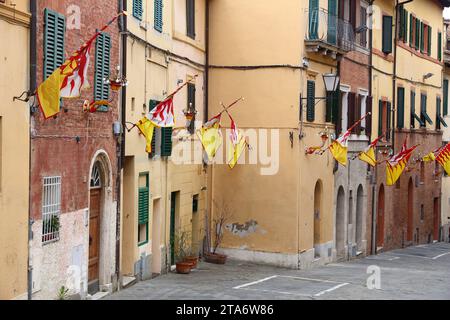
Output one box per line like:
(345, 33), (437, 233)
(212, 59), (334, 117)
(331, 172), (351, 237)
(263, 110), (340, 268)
(386, 143), (418, 186)
(147, 97), (175, 128)
(329, 130), (351, 166)
(358, 135), (383, 167)
(436, 143), (450, 175)
(227, 114), (247, 169)
(197, 114), (223, 161)
(136, 117), (156, 154)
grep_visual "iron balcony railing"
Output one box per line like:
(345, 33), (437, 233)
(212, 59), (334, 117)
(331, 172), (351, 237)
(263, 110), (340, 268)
(304, 8), (355, 52)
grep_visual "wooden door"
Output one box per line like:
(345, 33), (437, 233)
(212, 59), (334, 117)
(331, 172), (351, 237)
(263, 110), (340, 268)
(170, 192), (177, 266)
(89, 189), (101, 289)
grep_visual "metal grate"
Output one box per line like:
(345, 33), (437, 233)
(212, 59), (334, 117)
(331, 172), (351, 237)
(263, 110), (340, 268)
(42, 176), (61, 244)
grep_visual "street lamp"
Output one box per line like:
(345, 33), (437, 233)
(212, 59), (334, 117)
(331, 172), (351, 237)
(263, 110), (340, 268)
(322, 73), (340, 92)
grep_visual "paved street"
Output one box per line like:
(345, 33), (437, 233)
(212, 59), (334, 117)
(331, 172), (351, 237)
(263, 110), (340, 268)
(106, 242), (450, 300)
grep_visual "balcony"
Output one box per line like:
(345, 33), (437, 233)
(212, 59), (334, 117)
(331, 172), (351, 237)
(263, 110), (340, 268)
(444, 39), (450, 66)
(304, 8), (355, 59)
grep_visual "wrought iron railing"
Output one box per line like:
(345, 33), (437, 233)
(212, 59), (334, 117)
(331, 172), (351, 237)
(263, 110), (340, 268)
(304, 8), (355, 52)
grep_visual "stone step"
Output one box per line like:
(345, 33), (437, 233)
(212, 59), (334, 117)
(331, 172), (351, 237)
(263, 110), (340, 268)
(122, 276), (137, 288)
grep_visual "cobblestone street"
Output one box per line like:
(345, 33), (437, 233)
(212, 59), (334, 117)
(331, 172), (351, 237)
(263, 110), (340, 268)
(106, 243), (450, 300)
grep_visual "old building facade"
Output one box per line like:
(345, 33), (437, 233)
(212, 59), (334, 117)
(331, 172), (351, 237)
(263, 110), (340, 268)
(30, 0), (121, 299)
(442, 18), (450, 243)
(0, 0), (30, 300)
(121, 0), (207, 282)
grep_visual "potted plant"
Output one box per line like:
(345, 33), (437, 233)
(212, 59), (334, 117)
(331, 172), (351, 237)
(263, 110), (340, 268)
(174, 230), (192, 274)
(204, 200), (232, 264)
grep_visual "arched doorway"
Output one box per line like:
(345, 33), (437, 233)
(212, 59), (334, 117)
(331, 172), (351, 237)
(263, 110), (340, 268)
(407, 178), (414, 242)
(336, 186), (346, 259)
(314, 180), (323, 258)
(356, 185), (364, 250)
(377, 184), (385, 250)
(88, 151), (114, 295)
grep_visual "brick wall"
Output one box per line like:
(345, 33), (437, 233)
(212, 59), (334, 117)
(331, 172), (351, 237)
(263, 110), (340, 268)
(31, 0), (120, 219)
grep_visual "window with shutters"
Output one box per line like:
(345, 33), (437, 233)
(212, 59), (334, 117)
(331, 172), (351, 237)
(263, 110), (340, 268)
(148, 100), (162, 159)
(382, 15), (393, 54)
(410, 90), (423, 128)
(347, 92), (356, 133)
(420, 93), (433, 127)
(306, 80), (316, 122)
(438, 32), (442, 61)
(378, 100), (390, 141)
(397, 87), (405, 129)
(154, 0), (163, 33)
(186, 0), (195, 39)
(415, 18), (420, 50)
(138, 173), (149, 245)
(94, 32), (111, 104)
(44, 9), (66, 79)
(436, 96), (448, 130)
(409, 14), (414, 48)
(444, 79), (448, 116)
(420, 21), (425, 53)
(161, 127), (173, 157)
(326, 90), (340, 125)
(133, 0), (143, 21)
(397, 6), (408, 43)
(358, 2), (368, 48)
(187, 82), (196, 134)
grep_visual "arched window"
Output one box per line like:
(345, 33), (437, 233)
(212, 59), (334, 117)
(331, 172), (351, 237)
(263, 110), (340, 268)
(90, 162), (102, 188)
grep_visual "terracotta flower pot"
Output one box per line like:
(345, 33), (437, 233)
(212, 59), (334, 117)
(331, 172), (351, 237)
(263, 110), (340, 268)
(204, 253), (227, 265)
(184, 256), (198, 269)
(175, 262), (192, 274)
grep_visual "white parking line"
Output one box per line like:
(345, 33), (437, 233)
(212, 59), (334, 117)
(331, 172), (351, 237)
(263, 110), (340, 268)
(276, 275), (344, 284)
(314, 283), (349, 297)
(233, 275), (278, 289)
(432, 252), (450, 260)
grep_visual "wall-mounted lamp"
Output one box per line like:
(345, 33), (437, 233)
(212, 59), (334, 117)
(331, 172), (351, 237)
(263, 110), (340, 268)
(423, 73), (434, 80)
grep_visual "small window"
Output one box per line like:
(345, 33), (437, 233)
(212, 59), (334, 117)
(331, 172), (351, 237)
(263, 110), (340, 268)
(42, 176), (62, 244)
(138, 173), (149, 245)
(397, 87), (405, 129)
(382, 15), (393, 54)
(187, 82), (196, 134)
(420, 204), (424, 221)
(193, 194), (199, 213)
(90, 162), (102, 188)
(186, 0), (195, 39)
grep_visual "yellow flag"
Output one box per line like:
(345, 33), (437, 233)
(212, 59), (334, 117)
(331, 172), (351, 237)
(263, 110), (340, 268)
(436, 143), (450, 175)
(197, 122), (223, 161)
(228, 134), (246, 169)
(422, 152), (436, 162)
(136, 117), (155, 153)
(37, 68), (66, 119)
(359, 146), (377, 167)
(386, 146), (417, 186)
(330, 140), (348, 166)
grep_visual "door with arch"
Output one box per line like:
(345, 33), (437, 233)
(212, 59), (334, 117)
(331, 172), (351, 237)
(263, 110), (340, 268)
(355, 185), (364, 250)
(407, 178), (414, 242)
(314, 180), (323, 256)
(377, 184), (385, 250)
(336, 187), (346, 259)
(88, 162), (102, 293)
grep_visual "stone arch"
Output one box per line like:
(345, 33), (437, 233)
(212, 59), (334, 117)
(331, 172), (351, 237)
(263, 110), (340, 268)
(313, 180), (323, 257)
(336, 186), (346, 259)
(377, 184), (385, 250)
(355, 184), (364, 250)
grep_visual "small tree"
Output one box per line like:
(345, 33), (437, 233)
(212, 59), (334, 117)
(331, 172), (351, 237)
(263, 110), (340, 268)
(211, 200), (233, 254)
(173, 229), (191, 263)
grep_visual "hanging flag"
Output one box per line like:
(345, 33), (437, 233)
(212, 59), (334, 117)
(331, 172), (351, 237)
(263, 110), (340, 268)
(228, 132), (247, 169)
(422, 150), (438, 162)
(197, 114), (223, 161)
(60, 42), (92, 98)
(436, 143), (450, 175)
(329, 130), (351, 166)
(37, 66), (68, 119)
(358, 135), (383, 167)
(136, 117), (156, 153)
(229, 117), (239, 146)
(386, 143), (418, 186)
(147, 97), (175, 127)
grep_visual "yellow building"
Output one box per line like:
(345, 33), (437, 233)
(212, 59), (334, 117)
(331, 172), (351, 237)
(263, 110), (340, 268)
(121, 0), (207, 281)
(0, 0), (30, 300)
(208, 0), (349, 268)
(442, 19), (450, 243)
(368, 0), (448, 252)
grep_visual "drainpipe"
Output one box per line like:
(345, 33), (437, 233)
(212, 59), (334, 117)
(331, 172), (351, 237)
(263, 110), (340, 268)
(116, 0), (127, 288)
(205, 0), (210, 122)
(28, 0), (37, 300)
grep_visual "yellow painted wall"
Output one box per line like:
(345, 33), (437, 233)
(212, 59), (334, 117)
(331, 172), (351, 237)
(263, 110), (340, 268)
(0, 0), (30, 300)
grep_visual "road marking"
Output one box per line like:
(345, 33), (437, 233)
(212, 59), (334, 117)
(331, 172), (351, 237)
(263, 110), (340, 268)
(314, 283), (349, 297)
(366, 255), (400, 261)
(384, 253), (434, 260)
(233, 275), (278, 289)
(237, 287), (311, 297)
(276, 275), (344, 284)
(432, 252), (450, 260)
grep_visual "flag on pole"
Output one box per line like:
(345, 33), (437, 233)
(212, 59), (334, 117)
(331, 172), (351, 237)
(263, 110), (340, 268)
(329, 130), (351, 166)
(386, 143), (418, 186)
(358, 135), (383, 167)
(37, 66), (68, 119)
(60, 43), (92, 98)
(227, 114), (247, 169)
(136, 117), (156, 153)
(422, 150), (438, 162)
(436, 143), (450, 175)
(197, 114), (223, 161)
(147, 97), (175, 127)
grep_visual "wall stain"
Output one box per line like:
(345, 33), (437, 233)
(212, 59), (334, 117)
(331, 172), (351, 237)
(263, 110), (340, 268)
(225, 220), (266, 238)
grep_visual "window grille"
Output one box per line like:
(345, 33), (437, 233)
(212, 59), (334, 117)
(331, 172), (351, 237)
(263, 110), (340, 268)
(42, 176), (61, 244)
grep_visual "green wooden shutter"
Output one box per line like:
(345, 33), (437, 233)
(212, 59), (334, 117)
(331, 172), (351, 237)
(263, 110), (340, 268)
(420, 94), (427, 127)
(306, 80), (315, 122)
(154, 0), (163, 33)
(436, 97), (442, 130)
(443, 79), (448, 116)
(366, 96), (373, 136)
(309, 0), (319, 40)
(149, 100), (159, 158)
(409, 14), (413, 47)
(327, 0), (337, 45)
(161, 127), (173, 156)
(186, 0), (195, 39)
(438, 32), (442, 61)
(94, 32), (111, 102)
(420, 21), (424, 53)
(403, 9), (408, 43)
(382, 15), (393, 54)
(138, 187), (149, 224)
(133, 0), (143, 20)
(378, 100), (383, 137)
(44, 8), (66, 79)
(187, 83), (196, 133)
(411, 91), (416, 128)
(397, 87), (405, 129)
(386, 101), (392, 140)
(427, 26), (432, 56)
(415, 18), (420, 50)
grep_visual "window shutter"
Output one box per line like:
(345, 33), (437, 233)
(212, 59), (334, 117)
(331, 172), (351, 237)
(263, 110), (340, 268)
(438, 32), (442, 61)
(415, 18), (420, 50)
(347, 92), (356, 133)
(386, 101), (392, 140)
(420, 21), (424, 53)
(411, 91), (416, 128)
(94, 32), (111, 102)
(437, 97), (442, 130)
(334, 91), (342, 135)
(355, 94), (362, 135)
(378, 100), (383, 137)
(409, 14), (413, 47)
(44, 9), (66, 79)
(154, 0), (163, 32)
(309, 0), (319, 39)
(427, 26), (432, 56)
(327, 0), (338, 45)
(443, 79), (448, 116)
(403, 9), (408, 43)
(382, 15), (393, 54)
(420, 94), (426, 127)
(350, 0), (356, 30)
(366, 96), (373, 136)
(306, 80), (315, 122)
(161, 127), (173, 157)
(187, 83), (196, 133)
(133, 0), (143, 20)
(186, 0), (195, 39)
(397, 87), (405, 129)
(149, 100), (159, 158)
(138, 186), (149, 225)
